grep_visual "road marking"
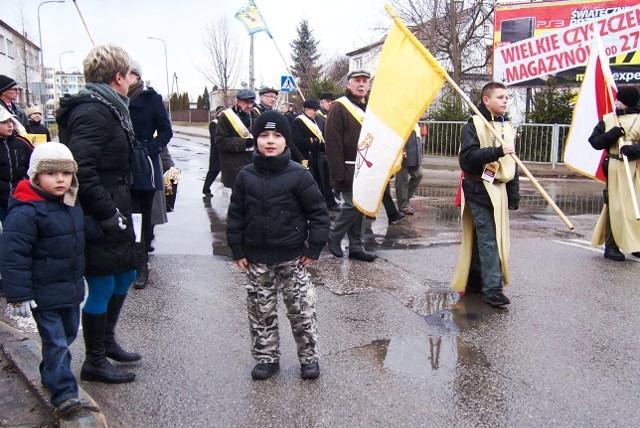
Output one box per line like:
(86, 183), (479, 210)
(553, 239), (640, 262)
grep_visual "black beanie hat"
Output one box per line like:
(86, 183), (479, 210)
(617, 86), (640, 108)
(252, 111), (291, 145)
(0, 75), (17, 93)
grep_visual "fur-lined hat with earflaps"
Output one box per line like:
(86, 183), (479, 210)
(28, 142), (79, 206)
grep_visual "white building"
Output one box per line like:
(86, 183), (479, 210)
(0, 19), (42, 107)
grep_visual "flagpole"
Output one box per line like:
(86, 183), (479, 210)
(252, 0), (306, 101)
(72, 0), (95, 46)
(593, 34), (640, 220)
(385, 5), (573, 230)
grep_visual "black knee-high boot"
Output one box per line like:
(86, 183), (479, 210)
(81, 312), (136, 383)
(105, 295), (142, 362)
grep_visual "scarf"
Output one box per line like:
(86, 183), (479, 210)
(127, 80), (144, 102)
(82, 82), (136, 142)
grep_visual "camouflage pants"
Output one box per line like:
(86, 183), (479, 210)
(245, 258), (318, 364)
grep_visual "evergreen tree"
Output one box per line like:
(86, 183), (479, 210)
(527, 80), (576, 124)
(170, 93), (180, 111)
(203, 87), (211, 110)
(197, 95), (204, 109)
(290, 19), (321, 97)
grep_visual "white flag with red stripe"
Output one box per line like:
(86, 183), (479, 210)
(564, 36), (617, 182)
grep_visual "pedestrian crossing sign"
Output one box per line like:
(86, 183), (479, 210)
(280, 75), (296, 92)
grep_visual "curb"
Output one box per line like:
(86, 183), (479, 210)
(0, 320), (108, 428)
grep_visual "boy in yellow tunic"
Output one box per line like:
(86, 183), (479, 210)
(451, 82), (520, 308)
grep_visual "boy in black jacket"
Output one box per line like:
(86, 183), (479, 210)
(227, 111), (329, 381)
(0, 142), (91, 418)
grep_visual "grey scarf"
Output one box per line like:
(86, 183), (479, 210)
(82, 82), (136, 142)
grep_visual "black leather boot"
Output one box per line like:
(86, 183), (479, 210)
(133, 270), (148, 289)
(80, 312), (136, 383)
(105, 295), (142, 362)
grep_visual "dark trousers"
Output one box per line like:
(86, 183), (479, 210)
(382, 183), (400, 217)
(203, 170), (220, 193)
(466, 198), (503, 296)
(32, 307), (80, 406)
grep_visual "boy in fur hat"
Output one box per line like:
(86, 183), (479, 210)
(0, 142), (90, 418)
(227, 111), (329, 381)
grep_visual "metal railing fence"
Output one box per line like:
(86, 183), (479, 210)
(421, 120), (572, 167)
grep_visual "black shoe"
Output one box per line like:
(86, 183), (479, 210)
(55, 398), (83, 418)
(632, 252), (640, 258)
(348, 251), (378, 262)
(388, 211), (406, 224)
(604, 247), (625, 261)
(133, 270), (148, 290)
(251, 363), (279, 380)
(482, 292), (511, 308)
(327, 238), (344, 258)
(301, 361), (320, 379)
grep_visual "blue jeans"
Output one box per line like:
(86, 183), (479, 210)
(32, 307), (80, 406)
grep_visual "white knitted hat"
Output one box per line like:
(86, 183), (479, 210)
(28, 142), (79, 206)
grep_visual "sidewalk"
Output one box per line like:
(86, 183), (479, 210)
(0, 318), (108, 427)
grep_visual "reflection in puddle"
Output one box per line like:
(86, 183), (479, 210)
(360, 293), (500, 383)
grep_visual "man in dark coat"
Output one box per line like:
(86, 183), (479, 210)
(215, 90), (256, 189)
(203, 105), (225, 196)
(56, 44), (139, 384)
(291, 99), (338, 211)
(252, 87), (278, 118)
(0, 75), (28, 129)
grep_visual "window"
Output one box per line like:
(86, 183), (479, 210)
(354, 56), (363, 69)
(7, 39), (14, 58)
(0, 36), (5, 55)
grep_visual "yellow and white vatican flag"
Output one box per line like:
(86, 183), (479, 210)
(352, 6), (447, 216)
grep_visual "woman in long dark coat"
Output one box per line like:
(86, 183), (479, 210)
(56, 45), (140, 384)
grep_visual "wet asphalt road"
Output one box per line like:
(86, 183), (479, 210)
(4, 132), (640, 427)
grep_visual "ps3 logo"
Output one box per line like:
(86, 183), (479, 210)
(536, 19), (566, 29)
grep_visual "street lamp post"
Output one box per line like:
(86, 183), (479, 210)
(37, 0), (65, 104)
(59, 50), (73, 73)
(148, 36), (172, 121)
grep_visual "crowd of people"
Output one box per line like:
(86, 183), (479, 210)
(3, 38), (640, 420)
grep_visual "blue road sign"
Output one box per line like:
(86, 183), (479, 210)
(280, 75), (296, 92)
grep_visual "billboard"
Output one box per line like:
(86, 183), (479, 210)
(493, 0), (640, 86)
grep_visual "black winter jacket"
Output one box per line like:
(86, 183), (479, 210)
(227, 148), (330, 263)
(459, 103), (520, 209)
(0, 135), (32, 210)
(56, 91), (135, 276)
(0, 180), (85, 309)
(215, 107), (254, 188)
(128, 87), (173, 191)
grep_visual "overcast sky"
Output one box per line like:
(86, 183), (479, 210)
(9, 0), (391, 101)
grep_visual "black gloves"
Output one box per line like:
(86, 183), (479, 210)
(620, 144), (640, 161)
(606, 126), (625, 140)
(99, 209), (127, 232)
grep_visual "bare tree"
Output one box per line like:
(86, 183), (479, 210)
(199, 17), (242, 107)
(390, 0), (494, 85)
